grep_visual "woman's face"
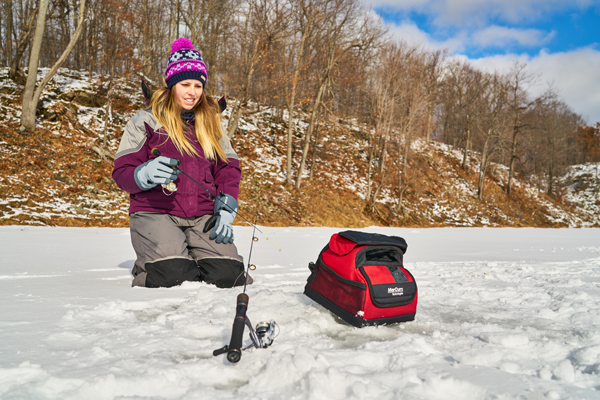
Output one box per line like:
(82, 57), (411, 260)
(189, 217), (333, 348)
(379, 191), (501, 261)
(174, 79), (203, 110)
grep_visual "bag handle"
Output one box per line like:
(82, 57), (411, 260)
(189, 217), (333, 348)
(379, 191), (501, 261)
(337, 231), (407, 254)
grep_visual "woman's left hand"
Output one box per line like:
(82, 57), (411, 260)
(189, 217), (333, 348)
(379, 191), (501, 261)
(208, 211), (235, 244)
(204, 193), (238, 244)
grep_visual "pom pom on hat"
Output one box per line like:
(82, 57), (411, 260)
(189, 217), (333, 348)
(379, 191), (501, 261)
(171, 37), (194, 53)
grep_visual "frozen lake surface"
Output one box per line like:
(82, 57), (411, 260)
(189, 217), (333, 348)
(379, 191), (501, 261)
(1, 226), (599, 399)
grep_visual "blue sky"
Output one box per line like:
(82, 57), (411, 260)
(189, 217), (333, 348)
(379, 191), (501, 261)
(366, 0), (600, 123)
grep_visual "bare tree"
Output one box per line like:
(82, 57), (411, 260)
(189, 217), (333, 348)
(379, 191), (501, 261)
(361, 41), (434, 213)
(226, 0), (287, 138)
(284, 0), (318, 186)
(169, 0), (181, 44)
(2, 0), (15, 66)
(181, 0), (237, 86)
(364, 42), (401, 205)
(505, 61), (540, 195)
(394, 47), (431, 210)
(295, 0), (384, 189)
(20, 0), (86, 131)
(439, 61), (486, 169)
(577, 123), (600, 165)
(473, 72), (509, 200)
(19, 0), (49, 130)
(532, 91), (583, 195)
(422, 49), (445, 143)
(8, 0), (39, 82)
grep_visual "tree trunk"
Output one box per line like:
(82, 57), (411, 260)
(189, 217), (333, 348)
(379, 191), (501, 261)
(102, 60), (116, 149)
(477, 133), (491, 200)
(365, 132), (375, 202)
(227, 34), (261, 138)
(379, 106), (395, 174)
(461, 117), (470, 169)
(20, 0), (50, 131)
(227, 67), (254, 138)
(371, 166), (387, 209)
(285, 25), (309, 186)
(141, 0), (152, 77)
(58, 1), (70, 57)
(398, 136), (409, 206)
(295, 79), (326, 189)
(506, 131), (518, 195)
(308, 115), (320, 180)
(378, 135), (387, 173)
(21, 0), (86, 131)
(170, 0), (180, 43)
(102, 83), (113, 148)
(72, 0), (81, 69)
(8, 5), (37, 83)
(227, 99), (247, 138)
(547, 162), (554, 195)
(4, 0), (14, 66)
(426, 110), (433, 143)
(87, 11), (93, 79)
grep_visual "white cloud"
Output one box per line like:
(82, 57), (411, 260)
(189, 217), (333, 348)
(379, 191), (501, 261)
(385, 20), (554, 54)
(436, 0), (576, 26)
(467, 48), (600, 123)
(473, 26), (555, 48)
(385, 19), (467, 53)
(385, 19), (432, 45)
(366, 0), (430, 8)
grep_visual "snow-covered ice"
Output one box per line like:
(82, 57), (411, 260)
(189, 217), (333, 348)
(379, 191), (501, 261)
(1, 226), (599, 399)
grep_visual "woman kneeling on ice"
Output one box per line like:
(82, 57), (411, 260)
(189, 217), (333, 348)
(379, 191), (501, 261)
(112, 37), (249, 289)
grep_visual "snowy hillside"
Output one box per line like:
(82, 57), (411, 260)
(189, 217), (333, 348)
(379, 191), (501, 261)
(559, 164), (600, 225)
(1, 226), (599, 399)
(0, 67), (598, 227)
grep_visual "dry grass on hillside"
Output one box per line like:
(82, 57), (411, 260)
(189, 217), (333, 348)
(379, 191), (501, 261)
(0, 118), (128, 227)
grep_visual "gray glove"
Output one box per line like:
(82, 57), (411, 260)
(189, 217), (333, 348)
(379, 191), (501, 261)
(203, 193), (238, 244)
(134, 156), (180, 190)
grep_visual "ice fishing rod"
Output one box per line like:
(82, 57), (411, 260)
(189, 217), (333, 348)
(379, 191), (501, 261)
(151, 149), (279, 362)
(212, 216), (279, 363)
(151, 148), (281, 251)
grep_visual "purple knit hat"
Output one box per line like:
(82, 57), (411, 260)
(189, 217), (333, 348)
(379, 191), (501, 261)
(164, 38), (208, 89)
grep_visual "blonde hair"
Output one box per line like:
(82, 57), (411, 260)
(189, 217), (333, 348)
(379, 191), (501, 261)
(150, 86), (227, 162)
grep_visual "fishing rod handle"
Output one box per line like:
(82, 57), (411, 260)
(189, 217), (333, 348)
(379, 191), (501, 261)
(151, 148), (181, 167)
(227, 293), (249, 363)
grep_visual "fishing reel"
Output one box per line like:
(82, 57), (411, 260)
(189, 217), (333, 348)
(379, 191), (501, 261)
(161, 182), (177, 194)
(213, 317), (279, 360)
(247, 320), (279, 350)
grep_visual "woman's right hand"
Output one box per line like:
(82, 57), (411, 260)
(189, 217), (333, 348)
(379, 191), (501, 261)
(134, 156), (181, 190)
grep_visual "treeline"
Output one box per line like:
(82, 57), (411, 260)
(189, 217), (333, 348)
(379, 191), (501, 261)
(2, 0), (599, 204)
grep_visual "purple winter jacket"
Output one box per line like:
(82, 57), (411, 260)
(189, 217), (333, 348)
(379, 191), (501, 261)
(112, 108), (241, 217)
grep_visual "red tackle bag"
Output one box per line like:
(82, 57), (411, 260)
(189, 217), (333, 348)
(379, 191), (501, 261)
(304, 230), (417, 327)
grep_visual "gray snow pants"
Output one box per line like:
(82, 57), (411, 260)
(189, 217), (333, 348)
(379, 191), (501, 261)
(129, 212), (245, 288)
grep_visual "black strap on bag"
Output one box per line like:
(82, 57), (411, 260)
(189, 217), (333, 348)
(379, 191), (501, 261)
(338, 231), (407, 253)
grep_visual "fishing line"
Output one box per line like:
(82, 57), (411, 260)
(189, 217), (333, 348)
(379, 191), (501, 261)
(151, 148), (281, 251)
(243, 214), (258, 294)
